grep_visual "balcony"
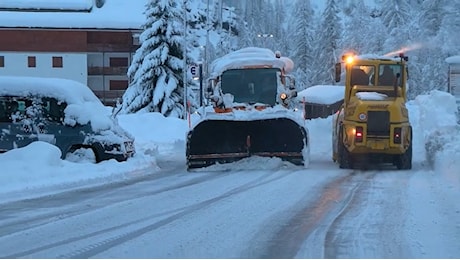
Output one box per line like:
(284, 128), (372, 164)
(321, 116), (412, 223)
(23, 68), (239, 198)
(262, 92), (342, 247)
(88, 66), (128, 76)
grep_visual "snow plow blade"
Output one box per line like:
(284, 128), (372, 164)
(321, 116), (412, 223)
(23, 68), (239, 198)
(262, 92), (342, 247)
(186, 117), (308, 169)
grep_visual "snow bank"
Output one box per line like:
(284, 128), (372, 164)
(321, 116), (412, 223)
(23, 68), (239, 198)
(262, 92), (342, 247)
(412, 90), (460, 170)
(297, 85), (344, 105)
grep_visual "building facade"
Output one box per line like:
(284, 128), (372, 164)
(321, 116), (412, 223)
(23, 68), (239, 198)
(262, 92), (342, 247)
(446, 55), (460, 107)
(0, 0), (144, 106)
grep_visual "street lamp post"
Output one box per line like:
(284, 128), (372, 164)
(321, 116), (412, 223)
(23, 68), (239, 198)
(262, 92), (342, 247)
(183, 0), (188, 119)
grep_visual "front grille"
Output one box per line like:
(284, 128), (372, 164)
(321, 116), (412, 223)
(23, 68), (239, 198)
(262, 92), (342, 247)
(367, 111), (390, 136)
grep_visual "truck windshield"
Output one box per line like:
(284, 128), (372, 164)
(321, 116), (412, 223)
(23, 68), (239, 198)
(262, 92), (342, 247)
(220, 68), (279, 106)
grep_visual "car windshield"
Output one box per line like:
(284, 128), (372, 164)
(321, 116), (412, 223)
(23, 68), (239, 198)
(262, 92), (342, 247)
(220, 68), (279, 106)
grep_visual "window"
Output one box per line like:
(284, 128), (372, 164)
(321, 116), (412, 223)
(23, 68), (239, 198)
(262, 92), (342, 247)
(351, 65), (374, 86)
(109, 57), (128, 67)
(52, 56), (63, 68)
(0, 56), (4, 67)
(28, 56), (36, 68)
(132, 33), (140, 46)
(42, 97), (67, 122)
(109, 80), (128, 90)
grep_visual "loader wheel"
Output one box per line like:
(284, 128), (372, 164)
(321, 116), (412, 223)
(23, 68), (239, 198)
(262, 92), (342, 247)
(338, 126), (353, 169)
(396, 142), (412, 170)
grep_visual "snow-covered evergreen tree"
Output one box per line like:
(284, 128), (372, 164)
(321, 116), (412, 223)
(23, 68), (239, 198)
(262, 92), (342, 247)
(380, 0), (412, 53)
(184, 0), (208, 110)
(311, 0), (342, 85)
(437, 0), (460, 56)
(288, 0), (315, 89)
(340, 1), (373, 54)
(121, 0), (185, 118)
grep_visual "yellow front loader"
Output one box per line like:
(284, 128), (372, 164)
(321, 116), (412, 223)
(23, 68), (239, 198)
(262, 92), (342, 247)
(332, 53), (412, 170)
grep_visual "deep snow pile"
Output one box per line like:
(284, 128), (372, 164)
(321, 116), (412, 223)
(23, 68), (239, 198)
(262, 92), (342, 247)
(410, 90), (460, 172)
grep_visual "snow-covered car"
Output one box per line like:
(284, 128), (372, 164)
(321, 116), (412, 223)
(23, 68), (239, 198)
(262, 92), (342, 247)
(0, 76), (135, 162)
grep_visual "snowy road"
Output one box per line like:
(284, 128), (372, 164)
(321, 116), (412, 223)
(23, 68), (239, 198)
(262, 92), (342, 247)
(1, 158), (458, 258)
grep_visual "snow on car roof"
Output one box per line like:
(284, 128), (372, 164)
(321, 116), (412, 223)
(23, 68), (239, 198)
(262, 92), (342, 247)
(209, 47), (294, 78)
(0, 76), (119, 132)
(0, 76), (101, 105)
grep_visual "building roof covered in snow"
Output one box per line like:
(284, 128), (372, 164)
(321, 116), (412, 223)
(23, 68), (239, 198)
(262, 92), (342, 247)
(0, 0), (146, 30)
(446, 55), (460, 64)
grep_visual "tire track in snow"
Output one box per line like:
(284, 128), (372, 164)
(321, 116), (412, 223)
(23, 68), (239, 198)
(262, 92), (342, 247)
(257, 170), (374, 258)
(323, 170), (412, 258)
(0, 166), (230, 238)
(3, 169), (295, 258)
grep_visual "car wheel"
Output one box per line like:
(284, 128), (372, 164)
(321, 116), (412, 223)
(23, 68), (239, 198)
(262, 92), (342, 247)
(65, 146), (97, 163)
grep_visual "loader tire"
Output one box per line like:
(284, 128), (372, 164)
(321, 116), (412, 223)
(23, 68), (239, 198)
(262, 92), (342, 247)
(338, 126), (353, 169)
(395, 127), (412, 170)
(396, 142), (412, 170)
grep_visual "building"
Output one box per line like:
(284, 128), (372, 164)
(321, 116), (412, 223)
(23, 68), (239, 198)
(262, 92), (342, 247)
(0, 0), (146, 106)
(446, 55), (460, 107)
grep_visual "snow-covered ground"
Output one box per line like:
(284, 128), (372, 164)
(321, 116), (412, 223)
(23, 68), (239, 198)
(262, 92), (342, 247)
(1, 89), (460, 258)
(0, 90), (459, 198)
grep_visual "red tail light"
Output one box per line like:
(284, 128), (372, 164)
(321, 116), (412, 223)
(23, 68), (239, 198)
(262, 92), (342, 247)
(355, 126), (363, 142)
(394, 127), (402, 144)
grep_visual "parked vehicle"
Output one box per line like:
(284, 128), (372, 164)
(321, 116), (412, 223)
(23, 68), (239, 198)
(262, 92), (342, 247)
(0, 76), (135, 162)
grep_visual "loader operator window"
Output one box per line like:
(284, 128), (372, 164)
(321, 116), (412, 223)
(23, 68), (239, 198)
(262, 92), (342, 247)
(221, 68), (278, 106)
(378, 64), (402, 86)
(351, 65), (374, 86)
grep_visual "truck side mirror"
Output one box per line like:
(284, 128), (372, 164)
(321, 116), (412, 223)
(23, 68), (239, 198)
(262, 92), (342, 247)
(335, 63), (341, 82)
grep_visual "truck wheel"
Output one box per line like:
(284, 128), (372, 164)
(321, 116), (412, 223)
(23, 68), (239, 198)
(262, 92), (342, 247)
(338, 126), (353, 169)
(396, 127), (412, 170)
(396, 143), (412, 170)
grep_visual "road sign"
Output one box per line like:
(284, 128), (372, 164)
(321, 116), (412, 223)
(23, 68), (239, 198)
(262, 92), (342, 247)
(190, 64), (198, 77)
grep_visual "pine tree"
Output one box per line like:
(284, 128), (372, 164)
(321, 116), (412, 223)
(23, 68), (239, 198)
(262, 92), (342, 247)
(311, 0), (342, 85)
(437, 0), (460, 56)
(121, 0), (185, 118)
(341, 1), (374, 54)
(185, 0), (208, 110)
(288, 0), (315, 89)
(380, 0), (412, 53)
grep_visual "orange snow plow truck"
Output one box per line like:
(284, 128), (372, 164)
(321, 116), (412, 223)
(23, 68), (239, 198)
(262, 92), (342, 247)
(186, 47), (309, 170)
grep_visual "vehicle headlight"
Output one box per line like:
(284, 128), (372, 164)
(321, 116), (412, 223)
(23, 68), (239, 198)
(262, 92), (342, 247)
(105, 143), (121, 152)
(124, 141), (135, 152)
